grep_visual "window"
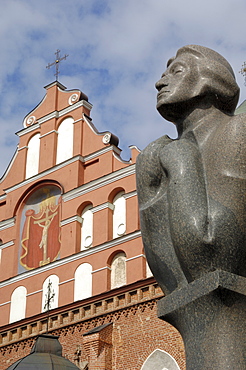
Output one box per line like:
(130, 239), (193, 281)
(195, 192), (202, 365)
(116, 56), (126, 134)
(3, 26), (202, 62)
(9, 286), (27, 323)
(74, 263), (92, 301)
(111, 252), (126, 289)
(42, 275), (59, 312)
(81, 205), (93, 250)
(113, 192), (126, 239)
(141, 349), (181, 370)
(26, 133), (40, 178)
(56, 117), (74, 164)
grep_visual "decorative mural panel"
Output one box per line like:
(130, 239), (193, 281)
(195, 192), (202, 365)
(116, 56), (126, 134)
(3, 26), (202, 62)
(19, 185), (61, 272)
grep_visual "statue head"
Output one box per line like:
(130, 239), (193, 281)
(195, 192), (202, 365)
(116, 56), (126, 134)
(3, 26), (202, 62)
(156, 45), (240, 121)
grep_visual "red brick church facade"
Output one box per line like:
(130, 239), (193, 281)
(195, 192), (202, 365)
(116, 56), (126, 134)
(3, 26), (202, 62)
(0, 81), (185, 369)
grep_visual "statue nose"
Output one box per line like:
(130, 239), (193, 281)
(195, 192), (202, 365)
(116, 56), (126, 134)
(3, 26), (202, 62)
(155, 78), (168, 91)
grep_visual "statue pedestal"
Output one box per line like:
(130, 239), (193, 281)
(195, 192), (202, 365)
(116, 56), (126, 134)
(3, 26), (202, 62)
(158, 270), (246, 370)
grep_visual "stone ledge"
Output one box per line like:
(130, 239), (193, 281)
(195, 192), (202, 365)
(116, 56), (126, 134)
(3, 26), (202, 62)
(158, 270), (246, 318)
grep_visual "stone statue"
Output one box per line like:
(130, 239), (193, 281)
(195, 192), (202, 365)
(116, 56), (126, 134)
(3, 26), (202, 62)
(136, 45), (246, 370)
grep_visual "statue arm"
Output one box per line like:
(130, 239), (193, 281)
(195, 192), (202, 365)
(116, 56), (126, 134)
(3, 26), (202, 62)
(160, 138), (209, 242)
(136, 136), (189, 293)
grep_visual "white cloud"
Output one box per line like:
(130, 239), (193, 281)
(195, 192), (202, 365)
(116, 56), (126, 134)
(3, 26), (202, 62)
(0, 0), (246, 176)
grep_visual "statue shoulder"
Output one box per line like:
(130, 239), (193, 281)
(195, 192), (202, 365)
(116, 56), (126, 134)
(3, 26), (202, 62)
(136, 135), (173, 172)
(136, 135), (173, 189)
(226, 114), (246, 140)
(137, 135), (173, 161)
(229, 113), (246, 128)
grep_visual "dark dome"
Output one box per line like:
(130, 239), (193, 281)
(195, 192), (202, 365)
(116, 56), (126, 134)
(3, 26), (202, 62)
(7, 334), (79, 369)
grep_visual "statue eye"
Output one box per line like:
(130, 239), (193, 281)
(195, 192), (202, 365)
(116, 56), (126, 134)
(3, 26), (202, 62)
(174, 68), (183, 74)
(171, 65), (184, 74)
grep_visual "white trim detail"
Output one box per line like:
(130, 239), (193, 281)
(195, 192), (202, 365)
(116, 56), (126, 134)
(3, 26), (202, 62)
(40, 100), (92, 124)
(0, 300), (11, 307)
(59, 278), (75, 285)
(38, 111), (59, 124)
(5, 155), (83, 194)
(124, 190), (137, 199)
(91, 266), (111, 274)
(112, 151), (133, 165)
(68, 94), (79, 105)
(0, 217), (15, 231)
(60, 215), (82, 226)
(0, 194), (7, 202)
(63, 164), (136, 202)
(4, 156), (134, 197)
(0, 231), (141, 289)
(91, 202), (114, 213)
(0, 240), (14, 249)
(83, 145), (121, 162)
(27, 289), (43, 297)
(17, 146), (28, 151)
(126, 254), (145, 262)
(40, 130), (58, 138)
(0, 148), (18, 183)
(19, 100), (92, 135)
(24, 115), (36, 127)
(17, 122), (40, 137)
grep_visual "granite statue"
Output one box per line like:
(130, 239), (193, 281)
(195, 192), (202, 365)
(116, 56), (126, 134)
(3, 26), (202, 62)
(136, 45), (246, 369)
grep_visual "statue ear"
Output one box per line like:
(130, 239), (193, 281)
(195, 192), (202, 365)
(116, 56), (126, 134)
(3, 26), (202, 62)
(197, 64), (239, 113)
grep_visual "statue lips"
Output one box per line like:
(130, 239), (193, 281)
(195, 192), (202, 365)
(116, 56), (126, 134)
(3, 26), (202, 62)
(156, 86), (170, 106)
(158, 88), (170, 96)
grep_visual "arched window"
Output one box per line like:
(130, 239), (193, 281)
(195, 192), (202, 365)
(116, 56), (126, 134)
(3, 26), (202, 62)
(26, 133), (40, 178)
(141, 349), (181, 370)
(56, 117), (74, 164)
(113, 192), (126, 239)
(9, 286), (27, 323)
(74, 263), (92, 301)
(111, 252), (126, 289)
(41, 275), (59, 312)
(81, 205), (93, 250)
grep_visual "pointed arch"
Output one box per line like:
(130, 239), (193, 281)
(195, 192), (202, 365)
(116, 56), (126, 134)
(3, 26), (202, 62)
(141, 349), (181, 370)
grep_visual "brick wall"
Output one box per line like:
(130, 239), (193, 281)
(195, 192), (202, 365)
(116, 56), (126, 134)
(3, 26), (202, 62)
(0, 281), (186, 369)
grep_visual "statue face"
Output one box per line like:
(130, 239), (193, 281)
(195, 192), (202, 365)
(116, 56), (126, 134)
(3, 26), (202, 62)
(156, 54), (201, 119)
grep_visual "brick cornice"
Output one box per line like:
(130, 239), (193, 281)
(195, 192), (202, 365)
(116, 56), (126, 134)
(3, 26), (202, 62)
(0, 277), (163, 348)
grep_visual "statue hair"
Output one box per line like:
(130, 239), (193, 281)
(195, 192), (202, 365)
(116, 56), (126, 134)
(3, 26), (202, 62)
(169, 45), (239, 114)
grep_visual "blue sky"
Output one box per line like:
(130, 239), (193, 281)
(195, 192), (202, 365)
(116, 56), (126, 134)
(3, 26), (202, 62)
(1, 0), (246, 176)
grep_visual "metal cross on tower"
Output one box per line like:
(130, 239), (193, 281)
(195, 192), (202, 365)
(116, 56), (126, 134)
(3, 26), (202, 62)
(239, 61), (246, 86)
(46, 49), (69, 81)
(43, 279), (55, 332)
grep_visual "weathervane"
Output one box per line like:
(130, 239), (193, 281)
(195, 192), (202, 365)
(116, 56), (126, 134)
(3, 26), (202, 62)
(46, 49), (69, 81)
(43, 279), (55, 333)
(239, 61), (246, 86)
